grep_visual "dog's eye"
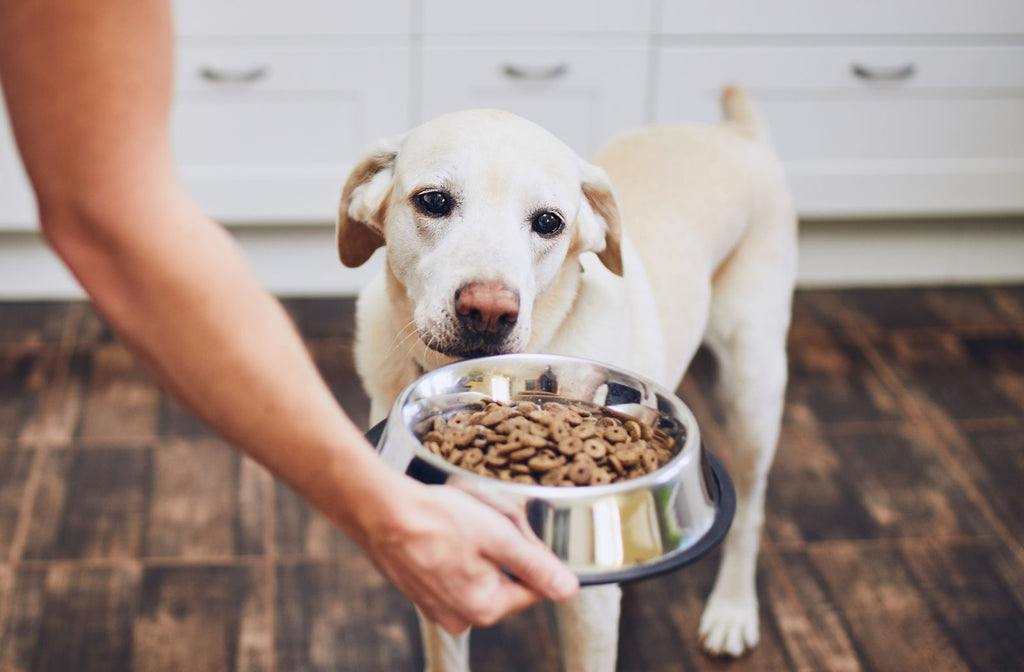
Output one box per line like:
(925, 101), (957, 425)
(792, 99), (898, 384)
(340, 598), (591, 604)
(531, 211), (564, 237)
(414, 190), (452, 217)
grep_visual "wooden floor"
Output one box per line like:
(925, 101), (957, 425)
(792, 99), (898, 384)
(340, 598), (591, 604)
(0, 286), (1022, 672)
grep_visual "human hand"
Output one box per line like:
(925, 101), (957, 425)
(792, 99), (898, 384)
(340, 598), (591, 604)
(354, 476), (580, 634)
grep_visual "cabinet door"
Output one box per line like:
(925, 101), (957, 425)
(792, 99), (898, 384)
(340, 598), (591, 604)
(419, 42), (648, 158)
(174, 44), (411, 223)
(174, 0), (412, 37)
(0, 103), (37, 230)
(422, 0), (653, 35)
(655, 45), (1024, 217)
(659, 0), (1024, 35)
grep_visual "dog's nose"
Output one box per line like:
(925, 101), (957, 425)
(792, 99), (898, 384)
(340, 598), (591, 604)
(455, 282), (520, 339)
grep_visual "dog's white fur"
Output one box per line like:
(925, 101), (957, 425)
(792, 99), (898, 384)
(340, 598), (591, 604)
(337, 86), (797, 671)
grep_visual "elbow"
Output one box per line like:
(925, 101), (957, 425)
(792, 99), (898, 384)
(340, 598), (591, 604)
(34, 195), (138, 288)
(36, 202), (106, 270)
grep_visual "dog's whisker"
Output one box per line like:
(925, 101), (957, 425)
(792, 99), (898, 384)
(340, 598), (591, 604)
(382, 319), (419, 361)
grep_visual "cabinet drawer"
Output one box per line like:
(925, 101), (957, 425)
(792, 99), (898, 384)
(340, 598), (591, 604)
(655, 45), (1024, 216)
(173, 0), (412, 37)
(422, 0), (653, 34)
(173, 45), (411, 222)
(419, 42), (648, 158)
(659, 0), (1024, 35)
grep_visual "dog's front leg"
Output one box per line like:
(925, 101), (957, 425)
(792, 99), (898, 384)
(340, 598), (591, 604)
(417, 609), (471, 672)
(556, 584), (622, 672)
(699, 317), (789, 657)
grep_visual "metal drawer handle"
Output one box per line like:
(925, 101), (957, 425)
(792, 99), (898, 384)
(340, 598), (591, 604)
(501, 63), (569, 81)
(851, 62), (916, 81)
(199, 66), (268, 84)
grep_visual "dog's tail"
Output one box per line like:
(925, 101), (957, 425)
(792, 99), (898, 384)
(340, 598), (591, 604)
(721, 85), (768, 143)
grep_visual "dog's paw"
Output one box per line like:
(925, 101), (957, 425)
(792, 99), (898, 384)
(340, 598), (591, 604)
(697, 594), (760, 658)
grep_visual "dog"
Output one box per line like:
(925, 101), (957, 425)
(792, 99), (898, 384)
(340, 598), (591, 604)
(336, 86), (797, 671)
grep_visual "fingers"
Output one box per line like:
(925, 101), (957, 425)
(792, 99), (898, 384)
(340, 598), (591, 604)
(357, 481), (579, 634)
(433, 581), (540, 635)
(478, 512), (579, 603)
(447, 481), (580, 602)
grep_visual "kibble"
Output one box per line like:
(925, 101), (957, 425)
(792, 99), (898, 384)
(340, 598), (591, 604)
(415, 398), (681, 486)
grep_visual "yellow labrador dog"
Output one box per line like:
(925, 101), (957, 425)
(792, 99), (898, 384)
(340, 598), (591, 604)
(337, 86), (797, 671)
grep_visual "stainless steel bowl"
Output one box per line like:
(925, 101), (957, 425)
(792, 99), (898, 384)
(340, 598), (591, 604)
(369, 353), (734, 585)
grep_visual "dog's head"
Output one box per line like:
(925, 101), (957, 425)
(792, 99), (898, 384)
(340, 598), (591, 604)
(337, 110), (622, 360)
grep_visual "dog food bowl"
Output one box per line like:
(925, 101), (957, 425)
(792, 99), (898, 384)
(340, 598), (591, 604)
(367, 353), (734, 585)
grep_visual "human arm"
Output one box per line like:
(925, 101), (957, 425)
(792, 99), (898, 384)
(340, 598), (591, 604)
(0, 0), (577, 633)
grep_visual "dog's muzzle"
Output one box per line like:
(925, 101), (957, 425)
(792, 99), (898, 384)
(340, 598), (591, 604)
(427, 282), (520, 358)
(455, 281), (519, 339)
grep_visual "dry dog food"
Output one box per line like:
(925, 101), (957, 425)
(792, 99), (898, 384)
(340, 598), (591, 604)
(415, 398), (679, 486)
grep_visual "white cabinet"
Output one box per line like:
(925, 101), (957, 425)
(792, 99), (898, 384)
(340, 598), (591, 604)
(173, 0), (412, 36)
(655, 44), (1024, 216)
(170, 0), (415, 224)
(2, 0), (1023, 230)
(422, 0), (653, 34)
(173, 44), (410, 222)
(660, 0), (1024, 36)
(0, 104), (36, 231)
(419, 41), (648, 158)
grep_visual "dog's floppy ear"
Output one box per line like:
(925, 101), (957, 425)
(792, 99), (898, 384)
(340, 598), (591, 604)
(336, 138), (401, 267)
(576, 161), (624, 276)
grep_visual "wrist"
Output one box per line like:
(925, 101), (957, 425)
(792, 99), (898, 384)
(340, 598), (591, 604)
(311, 427), (416, 547)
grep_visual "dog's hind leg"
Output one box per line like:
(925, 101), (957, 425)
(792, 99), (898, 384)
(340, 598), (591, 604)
(697, 228), (795, 657)
(556, 584), (622, 672)
(417, 610), (470, 672)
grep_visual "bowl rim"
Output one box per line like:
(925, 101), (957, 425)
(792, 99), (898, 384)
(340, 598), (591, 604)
(385, 352), (705, 499)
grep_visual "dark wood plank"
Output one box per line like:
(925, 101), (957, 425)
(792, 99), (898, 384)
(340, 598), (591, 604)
(791, 288), (939, 334)
(157, 396), (215, 437)
(806, 544), (972, 672)
(772, 550), (865, 671)
(133, 565), (270, 672)
(0, 450), (34, 561)
(275, 482), (358, 559)
(785, 327), (906, 425)
(989, 285), (1024, 325)
(902, 541), (1024, 671)
(469, 604), (561, 672)
(76, 344), (160, 443)
(22, 448), (151, 560)
(281, 298), (357, 341)
(959, 424), (1024, 544)
(235, 456), (269, 557)
(766, 426), (884, 544)
(276, 559), (418, 672)
(0, 563), (10, 632)
(0, 303), (69, 346)
(616, 550), (794, 672)
(769, 424), (992, 543)
(72, 303), (118, 348)
(0, 347), (61, 445)
(875, 330), (1023, 421)
(821, 287), (947, 331)
(922, 286), (1023, 331)
(0, 568), (47, 670)
(307, 340), (371, 432)
(144, 439), (265, 559)
(0, 566), (139, 672)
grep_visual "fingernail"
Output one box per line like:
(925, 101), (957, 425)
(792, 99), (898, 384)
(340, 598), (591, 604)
(552, 570), (579, 598)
